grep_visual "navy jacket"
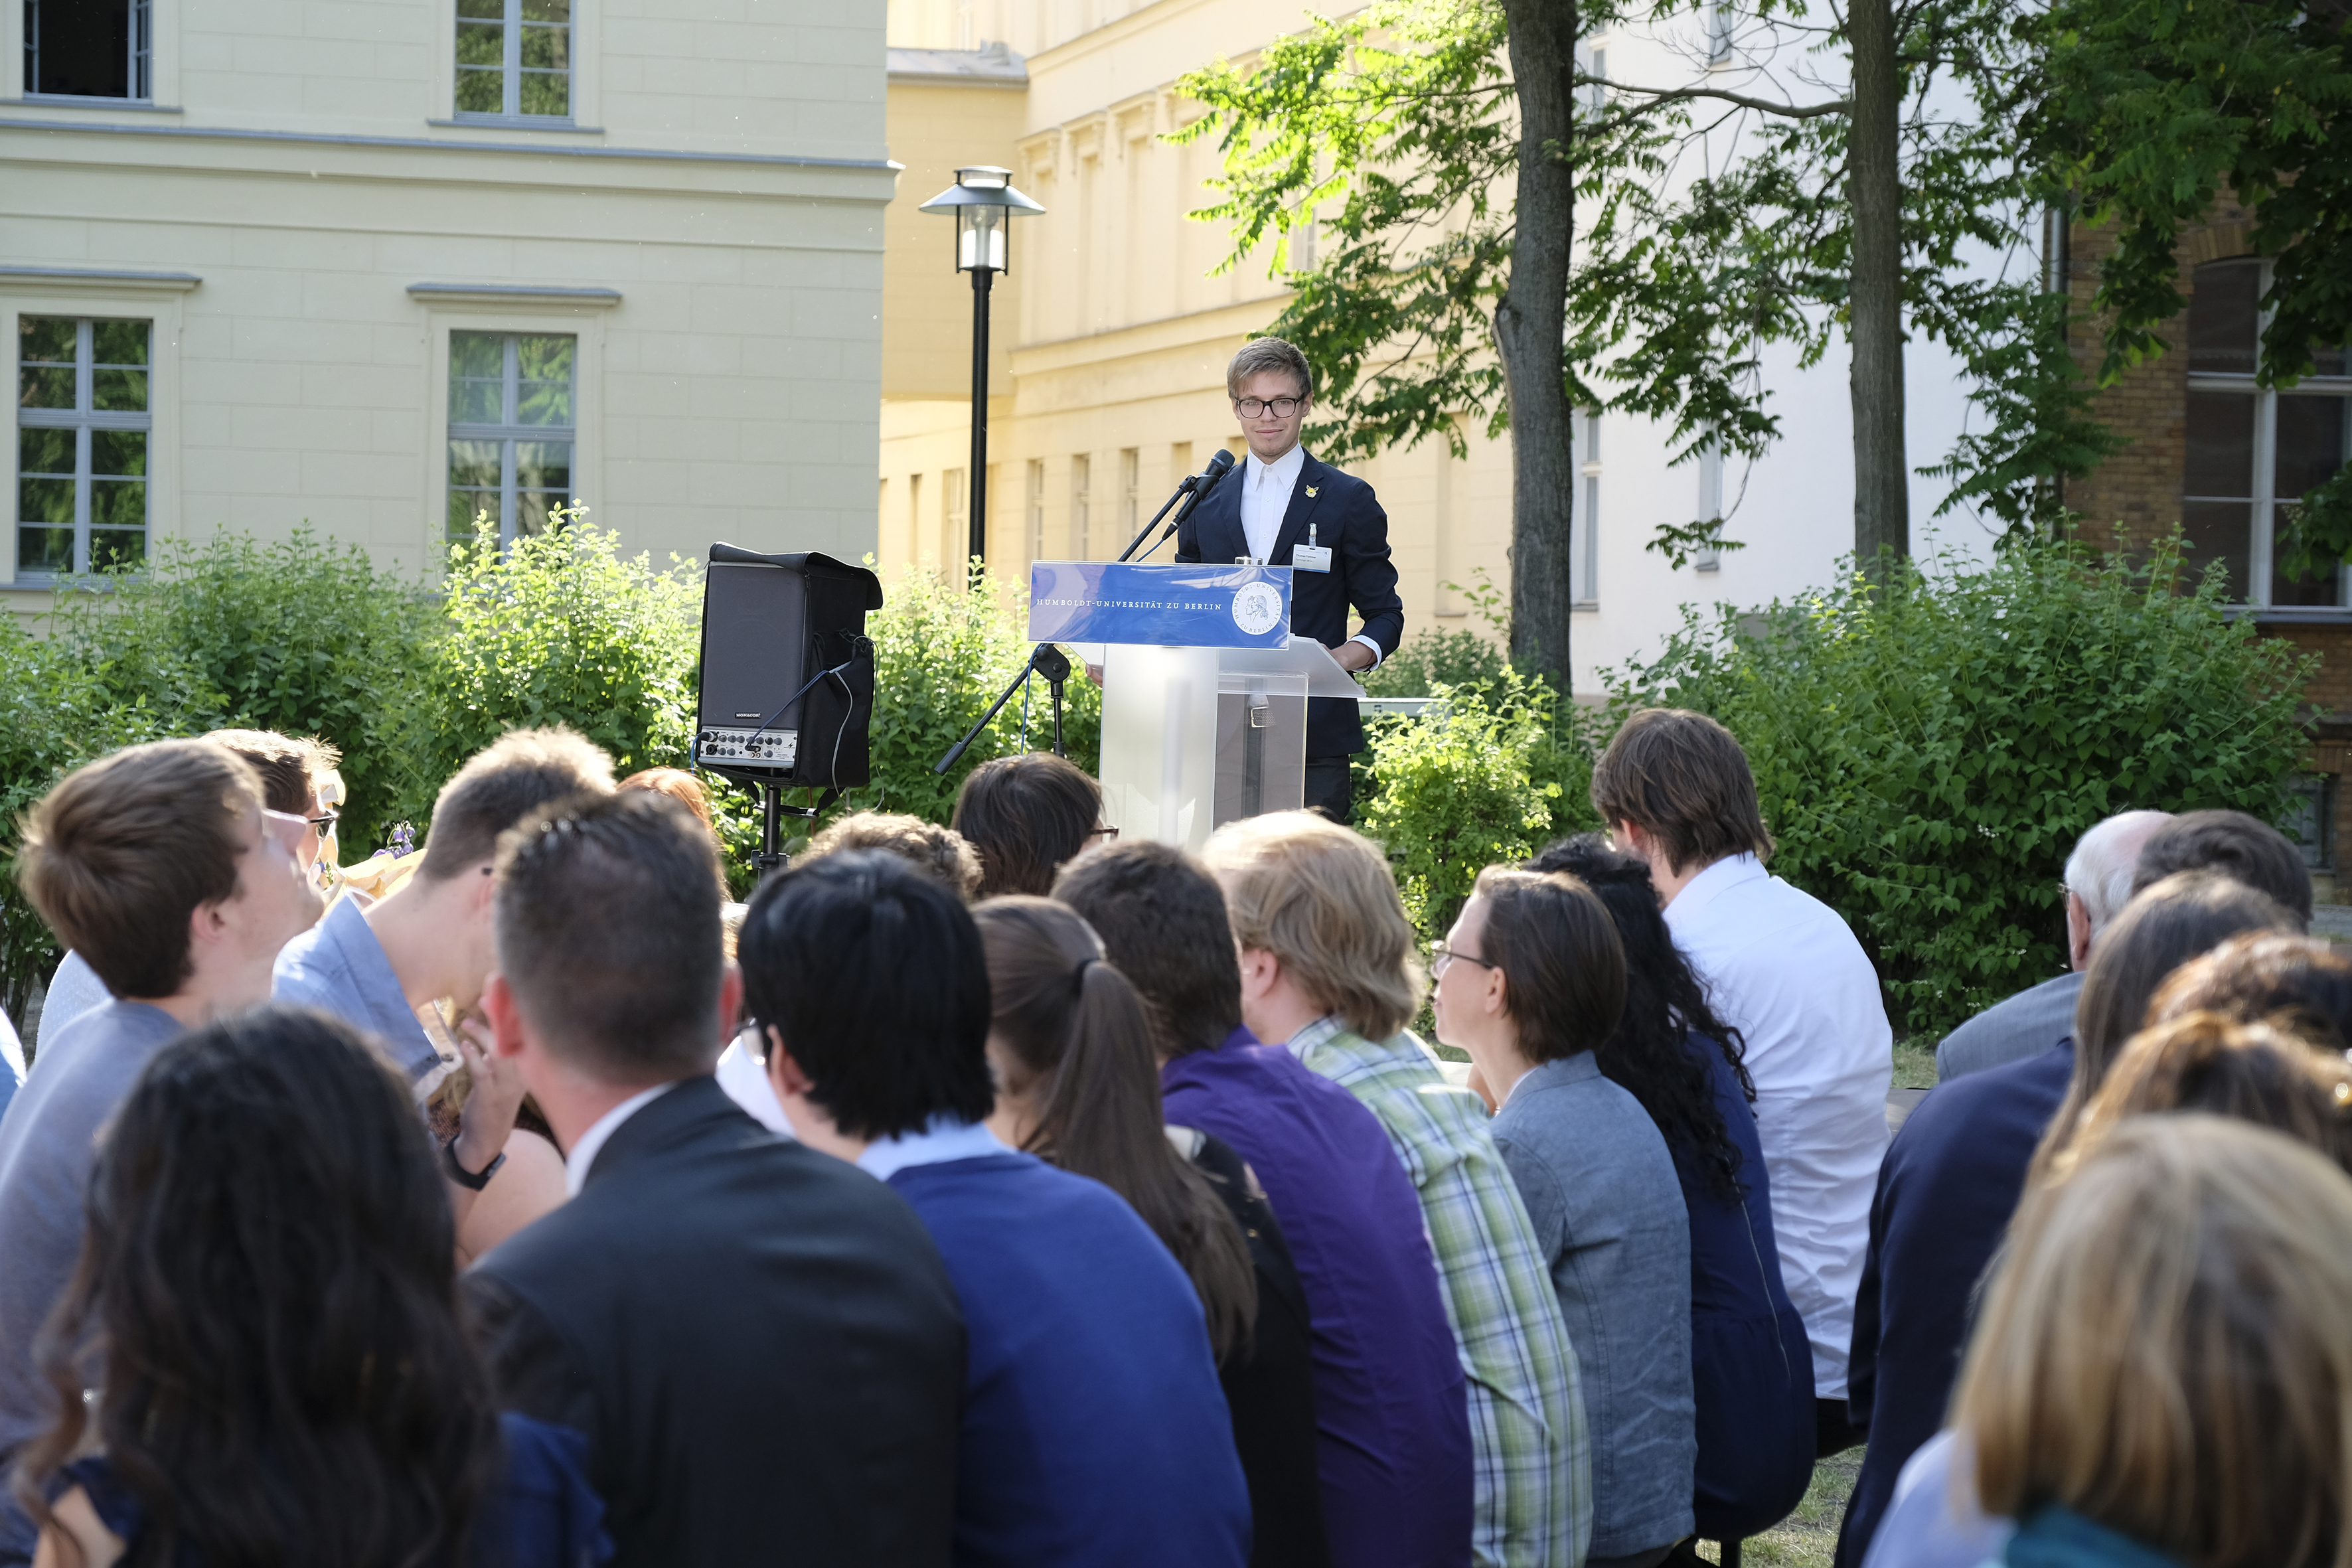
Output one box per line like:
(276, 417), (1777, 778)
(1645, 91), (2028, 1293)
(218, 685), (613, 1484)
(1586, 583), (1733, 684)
(1676, 1039), (1817, 1541)
(1834, 1043), (2075, 1568)
(1176, 451), (1405, 757)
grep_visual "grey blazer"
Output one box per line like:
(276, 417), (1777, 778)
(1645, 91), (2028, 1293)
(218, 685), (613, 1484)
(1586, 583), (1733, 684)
(1492, 1052), (1697, 1559)
(1934, 970), (2082, 1083)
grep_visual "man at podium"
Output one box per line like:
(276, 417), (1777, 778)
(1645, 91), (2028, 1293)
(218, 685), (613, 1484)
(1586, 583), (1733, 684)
(1176, 338), (1405, 824)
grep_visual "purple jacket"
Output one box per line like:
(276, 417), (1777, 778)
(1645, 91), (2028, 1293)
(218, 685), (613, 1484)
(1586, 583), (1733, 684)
(1162, 1029), (1473, 1568)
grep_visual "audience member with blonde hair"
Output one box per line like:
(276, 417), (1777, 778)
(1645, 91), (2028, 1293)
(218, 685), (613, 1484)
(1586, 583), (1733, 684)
(2144, 931), (2352, 1047)
(1435, 864), (1691, 1568)
(1205, 812), (1588, 1568)
(617, 767), (716, 833)
(800, 811), (982, 900)
(1950, 1116), (2352, 1568)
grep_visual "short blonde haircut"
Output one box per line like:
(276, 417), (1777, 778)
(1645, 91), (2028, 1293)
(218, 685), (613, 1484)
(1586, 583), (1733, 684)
(1953, 1115), (2352, 1568)
(1202, 811), (1422, 1040)
(802, 811), (982, 902)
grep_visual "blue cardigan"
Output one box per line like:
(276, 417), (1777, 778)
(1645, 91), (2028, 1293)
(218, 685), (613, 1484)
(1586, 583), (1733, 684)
(1835, 1043), (2074, 1568)
(886, 1152), (1252, 1568)
(1676, 1039), (1818, 1541)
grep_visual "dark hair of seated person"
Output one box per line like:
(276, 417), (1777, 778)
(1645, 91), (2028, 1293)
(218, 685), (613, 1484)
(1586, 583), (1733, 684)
(973, 896), (1257, 1362)
(1052, 840), (1244, 1061)
(1528, 833), (1757, 1202)
(2128, 808), (2315, 926)
(12, 1006), (505, 1567)
(1472, 864), (1629, 1063)
(738, 849), (996, 1140)
(952, 753), (1105, 898)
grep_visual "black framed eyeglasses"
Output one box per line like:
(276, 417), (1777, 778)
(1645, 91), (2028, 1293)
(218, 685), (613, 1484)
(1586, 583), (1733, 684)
(1087, 825), (1121, 842)
(1233, 396), (1304, 418)
(1429, 942), (1497, 980)
(306, 811), (341, 834)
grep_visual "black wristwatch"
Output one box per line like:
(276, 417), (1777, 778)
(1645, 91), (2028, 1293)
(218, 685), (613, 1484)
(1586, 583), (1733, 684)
(441, 1137), (507, 1191)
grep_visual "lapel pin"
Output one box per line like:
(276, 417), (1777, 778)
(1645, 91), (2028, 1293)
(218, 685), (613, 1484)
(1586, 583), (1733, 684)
(1304, 486), (1318, 498)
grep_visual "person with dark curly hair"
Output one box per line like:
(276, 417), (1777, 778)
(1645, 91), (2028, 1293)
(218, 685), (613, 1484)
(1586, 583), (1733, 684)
(0, 1006), (607, 1568)
(1528, 835), (1818, 1552)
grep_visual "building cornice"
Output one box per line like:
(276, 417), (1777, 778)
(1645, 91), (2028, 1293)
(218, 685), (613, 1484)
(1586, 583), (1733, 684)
(0, 264), (201, 292)
(408, 283), (623, 307)
(0, 117), (898, 173)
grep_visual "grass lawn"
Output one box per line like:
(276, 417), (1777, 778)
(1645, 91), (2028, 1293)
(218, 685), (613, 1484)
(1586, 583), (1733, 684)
(1892, 1036), (1936, 1090)
(1684, 1449), (1865, 1567)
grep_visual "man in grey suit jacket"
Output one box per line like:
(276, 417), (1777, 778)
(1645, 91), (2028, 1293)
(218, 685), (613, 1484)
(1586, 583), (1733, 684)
(1934, 809), (2171, 1081)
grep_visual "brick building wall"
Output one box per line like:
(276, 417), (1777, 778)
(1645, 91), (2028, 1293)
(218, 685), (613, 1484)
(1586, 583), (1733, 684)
(2067, 204), (2352, 890)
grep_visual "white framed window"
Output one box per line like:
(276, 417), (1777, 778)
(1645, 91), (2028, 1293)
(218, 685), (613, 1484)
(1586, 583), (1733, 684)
(1587, 48), (1607, 114)
(1072, 453), (1092, 558)
(455, 0), (572, 121)
(1027, 459), (1046, 561)
(1574, 410), (1601, 605)
(447, 330), (575, 547)
(1705, 1), (1735, 66)
(17, 315), (150, 578)
(1120, 447), (1140, 546)
(23, 0), (150, 101)
(2182, 258), (2351, 609)
(943, 467), (967, 565)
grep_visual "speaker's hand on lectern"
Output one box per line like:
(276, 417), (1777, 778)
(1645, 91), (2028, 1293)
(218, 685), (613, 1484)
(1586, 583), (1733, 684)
(1330, 640), (1377, 674)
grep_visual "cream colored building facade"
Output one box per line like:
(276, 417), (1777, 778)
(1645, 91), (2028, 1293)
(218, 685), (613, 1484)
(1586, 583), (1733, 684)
(4, 0), (894, 617)
(880, 0), (2012, 693)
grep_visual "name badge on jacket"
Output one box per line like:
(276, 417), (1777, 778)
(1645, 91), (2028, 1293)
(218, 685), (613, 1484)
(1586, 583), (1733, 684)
(1291, 522), (1334, 574)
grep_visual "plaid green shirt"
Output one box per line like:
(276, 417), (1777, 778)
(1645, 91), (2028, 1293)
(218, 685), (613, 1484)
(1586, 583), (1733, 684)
(1289, 1018), (1592, 1568)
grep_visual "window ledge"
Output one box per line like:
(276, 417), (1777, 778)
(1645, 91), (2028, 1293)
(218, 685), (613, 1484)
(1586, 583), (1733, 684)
(2222, 605), (2352, 625)
(431, 116), (603, 135)
(0, 264), (200, 292)
(409, 283), (621, 307)
(5, 95), (180, 114)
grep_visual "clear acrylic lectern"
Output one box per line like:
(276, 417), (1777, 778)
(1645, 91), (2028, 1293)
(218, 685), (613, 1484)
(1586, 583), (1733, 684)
(1099, 637), (1362, 852)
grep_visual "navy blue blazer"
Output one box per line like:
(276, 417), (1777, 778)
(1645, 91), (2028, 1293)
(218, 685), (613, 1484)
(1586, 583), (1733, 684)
(1175, 451), (1405, 757)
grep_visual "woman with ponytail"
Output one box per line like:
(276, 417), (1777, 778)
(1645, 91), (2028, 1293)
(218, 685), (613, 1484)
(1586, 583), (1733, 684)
(975, 896), (1333, 1568)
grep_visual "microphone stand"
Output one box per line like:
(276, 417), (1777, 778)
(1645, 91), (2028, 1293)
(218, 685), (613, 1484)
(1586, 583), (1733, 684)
(933, 643), (1073, 775)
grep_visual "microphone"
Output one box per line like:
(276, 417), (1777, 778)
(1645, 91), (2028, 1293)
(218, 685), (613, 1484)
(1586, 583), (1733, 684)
(1194, 447), (1237, 495)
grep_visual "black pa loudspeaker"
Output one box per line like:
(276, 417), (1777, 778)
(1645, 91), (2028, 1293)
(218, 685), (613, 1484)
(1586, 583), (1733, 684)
(693, 544), (884, 791)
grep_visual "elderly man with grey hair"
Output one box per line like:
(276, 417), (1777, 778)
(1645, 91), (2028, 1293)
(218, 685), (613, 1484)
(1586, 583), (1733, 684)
(1933, 809), (2172, 1083)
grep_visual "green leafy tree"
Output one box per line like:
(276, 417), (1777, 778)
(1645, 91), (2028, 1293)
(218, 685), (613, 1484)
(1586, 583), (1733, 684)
(1177, 0), (2116, 652)
(1601, 537), (2315, 1034)
(2029, 0), (2352, 570)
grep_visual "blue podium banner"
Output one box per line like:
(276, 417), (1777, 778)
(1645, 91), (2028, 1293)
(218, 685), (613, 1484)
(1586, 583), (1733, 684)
(1028, 561), (1293, 648)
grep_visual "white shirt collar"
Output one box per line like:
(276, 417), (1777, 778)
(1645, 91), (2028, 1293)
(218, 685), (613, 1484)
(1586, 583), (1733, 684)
(856, 1113), (1008, 1184)
(564, 1080), (680, 1196)
(1661, 851), (1768, 928)
(1247, 443), (1308, 492)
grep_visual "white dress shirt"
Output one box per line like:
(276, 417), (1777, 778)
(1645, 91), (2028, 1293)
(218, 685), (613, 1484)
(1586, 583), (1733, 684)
(1662, 852), (1893, 1397)
(855, 1113), (1008, 1182)
(713, 1033), (794, 1133)
(1238, 442), (1385, 670)
(563, 1079), (680, 1196)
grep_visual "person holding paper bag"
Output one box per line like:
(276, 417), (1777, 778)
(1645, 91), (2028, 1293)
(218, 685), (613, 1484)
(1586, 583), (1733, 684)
(1177, 338), (1405, 824)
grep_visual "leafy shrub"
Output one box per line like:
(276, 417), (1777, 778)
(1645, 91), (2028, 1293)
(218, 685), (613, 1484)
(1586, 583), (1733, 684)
(1360, 668), (1599, 941)
(412, 514), (704, 817)
(1361, 623), (1506, 697)
(1600, 539), (2316, 1036)
(53, 529), (438, 854)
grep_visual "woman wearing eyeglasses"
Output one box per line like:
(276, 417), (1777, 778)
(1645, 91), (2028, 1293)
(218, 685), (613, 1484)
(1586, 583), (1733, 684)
(1172, 337), (1404, 825)
(1433, 866), (1699, 1568)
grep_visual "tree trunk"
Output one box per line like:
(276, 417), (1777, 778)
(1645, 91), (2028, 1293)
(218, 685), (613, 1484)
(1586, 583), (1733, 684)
(1847, 0), (1909, 572)
(1496, 0), (1578, 687)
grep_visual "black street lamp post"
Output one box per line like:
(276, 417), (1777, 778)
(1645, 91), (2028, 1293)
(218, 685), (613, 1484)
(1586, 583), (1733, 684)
(919, 164), (1044, 570)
